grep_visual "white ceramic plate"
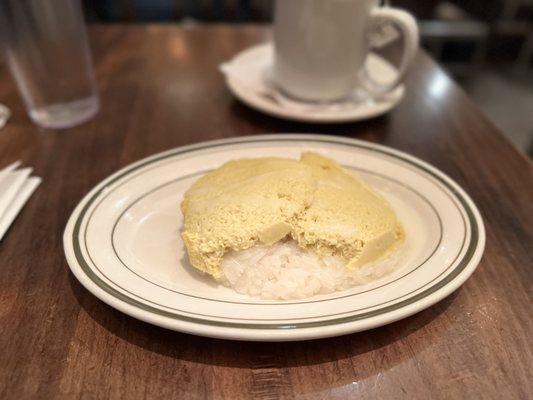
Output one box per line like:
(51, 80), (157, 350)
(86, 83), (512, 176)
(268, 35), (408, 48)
(64, 135), (485, 341)
(224, 43), (405, 123)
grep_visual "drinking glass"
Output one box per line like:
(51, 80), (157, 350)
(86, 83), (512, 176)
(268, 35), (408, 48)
(0, 0), (99, 129)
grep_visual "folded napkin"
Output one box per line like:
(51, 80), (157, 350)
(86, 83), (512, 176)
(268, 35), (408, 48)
(0, 161), (41, 241)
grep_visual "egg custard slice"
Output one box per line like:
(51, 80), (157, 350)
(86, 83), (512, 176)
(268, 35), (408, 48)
(181, 152), (404, 299)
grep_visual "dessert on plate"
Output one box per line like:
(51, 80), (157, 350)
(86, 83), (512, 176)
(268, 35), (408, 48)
(181, 152), (404, 299)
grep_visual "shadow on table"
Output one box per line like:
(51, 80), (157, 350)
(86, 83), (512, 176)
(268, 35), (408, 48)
(68, 271), (458, 377)
(227, 100), (392, 142)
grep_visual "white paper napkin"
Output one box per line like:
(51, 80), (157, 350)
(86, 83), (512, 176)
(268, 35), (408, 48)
(0, 161), (41, 241)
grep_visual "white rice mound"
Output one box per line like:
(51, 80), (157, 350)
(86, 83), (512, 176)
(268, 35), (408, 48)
(220, 240), (403, 300)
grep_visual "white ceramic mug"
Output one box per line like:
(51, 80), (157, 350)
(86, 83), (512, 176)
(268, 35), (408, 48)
(273, 0), (419, 102)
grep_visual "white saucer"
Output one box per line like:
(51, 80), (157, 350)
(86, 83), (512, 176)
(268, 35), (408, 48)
(64, 135), (485, 341)
(223, 43), (405, 123)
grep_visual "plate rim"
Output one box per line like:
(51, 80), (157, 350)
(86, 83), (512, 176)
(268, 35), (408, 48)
(63, 134), (485, 341)
(224, 42), (405, 123)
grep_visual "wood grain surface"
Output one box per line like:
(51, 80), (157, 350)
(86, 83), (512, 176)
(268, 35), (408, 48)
(0, 25), (531, 400)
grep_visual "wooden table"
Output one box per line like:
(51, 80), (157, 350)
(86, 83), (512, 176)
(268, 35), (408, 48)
(0, 25), (531, 400)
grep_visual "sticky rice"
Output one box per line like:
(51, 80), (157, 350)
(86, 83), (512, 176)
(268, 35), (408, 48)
(220, 239), (402, 300)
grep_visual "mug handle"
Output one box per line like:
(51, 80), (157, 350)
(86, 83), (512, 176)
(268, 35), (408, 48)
(361, 7), (419, 95)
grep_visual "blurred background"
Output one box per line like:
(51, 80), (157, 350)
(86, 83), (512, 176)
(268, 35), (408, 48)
(82, 0), (533, 156)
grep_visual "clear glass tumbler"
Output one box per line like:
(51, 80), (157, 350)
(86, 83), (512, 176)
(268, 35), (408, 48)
(0, 0), (99, 129)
